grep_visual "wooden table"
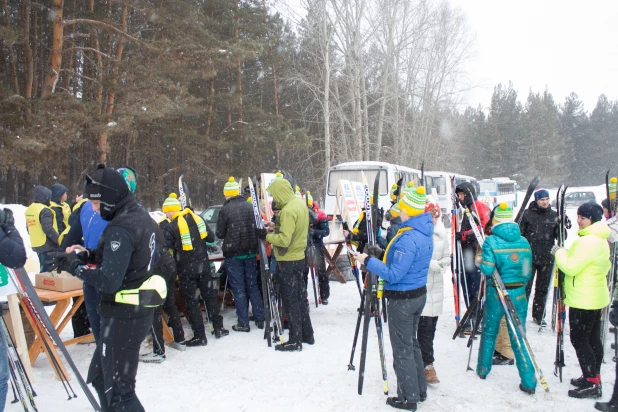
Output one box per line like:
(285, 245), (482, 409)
(323, 240), (346, 283)
(19, 288), (93, 381)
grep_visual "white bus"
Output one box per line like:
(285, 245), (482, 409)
(478, 178), (518, 209)
(424, 171), (479, 227)
(324, 161), (421, 222)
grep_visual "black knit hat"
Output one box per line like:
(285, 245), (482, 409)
(577, 201), (603, 223)
(50, 183), (67, 202)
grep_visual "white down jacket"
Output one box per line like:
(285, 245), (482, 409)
(421, 219), (451, 317)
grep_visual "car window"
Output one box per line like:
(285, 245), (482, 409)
(201, 207), (219, 223)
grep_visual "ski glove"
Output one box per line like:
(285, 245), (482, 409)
(0, 208), (14, 230)
(47, 251), (88, 274)
(366, 245), (384, 260)
(610, 305), (618, 327)
(255, 228), (268, 240)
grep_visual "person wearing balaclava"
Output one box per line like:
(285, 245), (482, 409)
(553, 202), (610, 400)
(58, 166), (166, 411)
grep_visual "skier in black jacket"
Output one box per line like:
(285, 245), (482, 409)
(304, 198), (331, 304)
(216, 177), (264, 332)
(519, 189), (563, 324)
(58, 166), (166, 412)
(162, 193), (226, 345)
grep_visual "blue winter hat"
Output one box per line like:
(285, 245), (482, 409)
(534, 189), (550, 201)
(50, 183), (67, 202)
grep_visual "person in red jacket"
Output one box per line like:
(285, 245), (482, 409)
(454, 182), (490, 327)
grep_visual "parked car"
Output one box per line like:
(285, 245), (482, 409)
(200, 205), (222, 235)
(551, 191), (597, 208)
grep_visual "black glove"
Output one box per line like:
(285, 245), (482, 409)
(0, 208), (14, 229)
(565, 216), (572, 230)
(455, 232), (463, 242)
(610, 305), (618, 327)
(366, 245), (383, 259)
(255, 228), (268, 240)
(308, 228), (315, 237)
(47, 251), (88, 274)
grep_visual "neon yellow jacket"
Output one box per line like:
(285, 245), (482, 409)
(266, 179), (308, 261)
(555, 221), (611, 310)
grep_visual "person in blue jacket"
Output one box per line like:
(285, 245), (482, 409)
(476, 203), (536, 394)
(357, 187), (433, 411)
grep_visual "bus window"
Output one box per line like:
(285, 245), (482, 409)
(432, 176), (447, 195)
(479, 181), (496, 195)
(327, 169), (388, 196)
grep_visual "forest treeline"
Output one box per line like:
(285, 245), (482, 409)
(0, 0), (615, 208)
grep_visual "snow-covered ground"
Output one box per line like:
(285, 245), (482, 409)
(2, 186), (616, 411)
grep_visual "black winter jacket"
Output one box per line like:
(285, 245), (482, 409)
(154, 220), (176, 280)
(164, 213), (214, 276)
(519, 201), (561, 264)
(216, 196), (258, 258)
(0, 222), (27, 269)
(310, 216), (330, 248)
(75, 194), (156, 318)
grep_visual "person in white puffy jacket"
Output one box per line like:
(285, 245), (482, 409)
(416, 197), (451, 384)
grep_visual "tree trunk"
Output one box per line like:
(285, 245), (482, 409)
(206, 77), (214, 136)
(321, 0), (331, 171)
(2, 0), (20, 95)
(42, 0), (64, 97)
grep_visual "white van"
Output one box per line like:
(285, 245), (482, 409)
(324, 161), (421, 223)
(424, 171), (479, 227)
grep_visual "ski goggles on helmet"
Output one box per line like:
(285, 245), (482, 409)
(84, 173), (117, 199)
(116, 166), (137, 194)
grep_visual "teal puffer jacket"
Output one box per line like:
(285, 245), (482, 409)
(480, 222), (533, 286)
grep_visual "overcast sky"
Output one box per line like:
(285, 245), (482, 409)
(449, 0), (618, 112)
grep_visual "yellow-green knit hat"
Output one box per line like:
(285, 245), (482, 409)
(247, 196), (253, 204)
(223, 177), (240, 197)
(306, 191), (313, 206)
(399, 186), (426, 217)
(610, 177), (617, 201)
(402, 181), (415, 196)
(162, 193), (182, 213)
(389, 183), (398, 202)
(390, 202), (400, 218)
(493, 202), (513, 225)
(295, 185), (302, 199)
(274, 172), (283, 180)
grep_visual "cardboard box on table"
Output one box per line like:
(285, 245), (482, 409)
(35, 271), (83, 292)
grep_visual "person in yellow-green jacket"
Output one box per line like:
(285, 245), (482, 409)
(24, 185), (59, 272)
(256, 177), (314, 352)
(553, 201), (611, 399)
(50, 183), (71, 234)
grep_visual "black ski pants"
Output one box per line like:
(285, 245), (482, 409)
(278, 259), (314, 344)
(71, 296), (91, 337)
(303, 246), (330, 301)
(417, 316), (438, 367)
(569, 307), (603, 378)
(88, 311), (153, 412)
(525, 262), (554, 322)
(388, 294), (427, 403)
(179, 270), (223, 339)
(151, 266), (185, 354)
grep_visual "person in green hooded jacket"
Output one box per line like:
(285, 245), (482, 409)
(553, 202), (611, 399)
(476, 203), (536, 394)
(256, 177), (314, 352)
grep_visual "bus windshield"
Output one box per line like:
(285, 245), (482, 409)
(327, 169), (388, 196)
(430, 177), (447, 195)
(479, 181), (497, 194)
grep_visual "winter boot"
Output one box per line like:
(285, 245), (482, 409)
(232, 323), (251, 333)
(166, 341), (187, 351)
(420, 392), (427, 402)
(302, 335), (315, 345)
(275, 342), (302, 352)
(386, 397), (417, 410)
(139, 352), (165, 364)
(186, 336), (207, 347)
(321, 298), (329, 305)
(519, 384), (535, 395)
(571, 376), (589, 388)
(568, 377), (602, 399)
(255, 320), (265, 330)
(492, 353), (514, 366)
(424, 364), (440, 384)
(214, 328), (229, 339)
(595, 401), (618, 412)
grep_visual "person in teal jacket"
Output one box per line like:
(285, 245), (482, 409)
(477, 203), (536, 394)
